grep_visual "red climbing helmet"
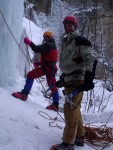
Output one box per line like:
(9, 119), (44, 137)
(63, 15), (78, 28)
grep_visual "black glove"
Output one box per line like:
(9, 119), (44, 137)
(78, 71), (95, 92)
(85, 71), (95, 82)
(55, 80), (63, 88)
(78, 81), (94, 92)
(79, 60), (97, 92)
(55, 73), (65, 88)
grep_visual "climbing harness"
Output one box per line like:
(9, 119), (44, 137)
(65, 90), (79, 102)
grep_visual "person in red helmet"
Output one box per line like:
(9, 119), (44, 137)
(50, 15), (97, 150)
(63, 15), (78, 29)
(12, 31), (59, 111)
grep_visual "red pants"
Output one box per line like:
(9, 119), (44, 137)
(27, 63), (58, 92)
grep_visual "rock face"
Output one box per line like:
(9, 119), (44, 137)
(26, 0), (51, 14)
(25, 0), (113, 79)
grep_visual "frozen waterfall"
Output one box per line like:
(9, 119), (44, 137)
(0, 0), (28, 86)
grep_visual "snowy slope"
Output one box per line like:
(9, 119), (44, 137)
(0, 78), (113, 150)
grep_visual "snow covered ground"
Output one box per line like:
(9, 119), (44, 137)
(0, 77), (113, 150)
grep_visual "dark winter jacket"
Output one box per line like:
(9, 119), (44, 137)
(30, 37), (58, 63)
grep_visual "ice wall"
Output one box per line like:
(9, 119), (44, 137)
(0, 0), (24, 86)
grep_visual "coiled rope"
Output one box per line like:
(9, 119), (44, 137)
(38, 110), (113, 149)
(84, 123), (113, 149)
(38, 111), (64, 129)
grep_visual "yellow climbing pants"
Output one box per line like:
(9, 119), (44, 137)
(63, 80), (84, 144)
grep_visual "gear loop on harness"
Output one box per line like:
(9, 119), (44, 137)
(65, 90), (80, 108)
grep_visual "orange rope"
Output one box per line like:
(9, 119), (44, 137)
(38, 110), (113, 149)
(84, 123), (113, 149)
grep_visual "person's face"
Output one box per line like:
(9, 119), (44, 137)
(43, 35), (51, 41)
(64, 23), (75, 34)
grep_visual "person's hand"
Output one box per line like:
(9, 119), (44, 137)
(84, 71), (95, 83)
(55, 73), (65, 88)
(24, 37), (32, 45)
(78, 71), (95, 92)
(78, 81), (94, 92)
(55, 80), (63, 88)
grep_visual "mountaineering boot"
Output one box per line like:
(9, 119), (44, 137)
(46, 103), (58, 111)
(12, 89), (29, 101)
(12, 92), (28, 101)
(74, 136), (84, 146)
(50, 142), (74, 150)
